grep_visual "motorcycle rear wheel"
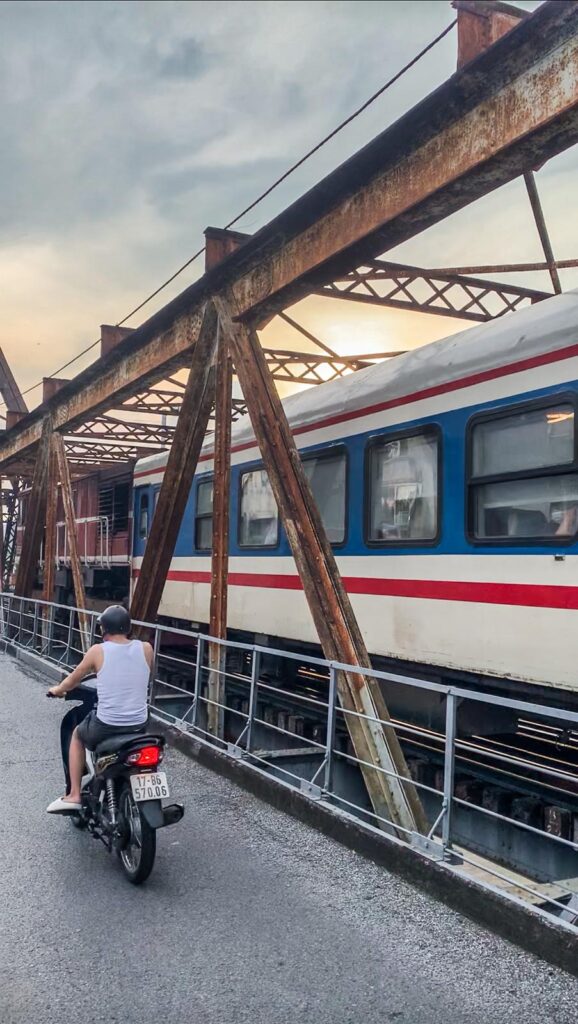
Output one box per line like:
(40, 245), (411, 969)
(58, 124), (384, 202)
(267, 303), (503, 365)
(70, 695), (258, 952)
(117, 782), (156, 885)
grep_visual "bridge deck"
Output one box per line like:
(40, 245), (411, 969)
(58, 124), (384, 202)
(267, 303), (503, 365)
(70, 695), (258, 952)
(1, 654), (576, 1023)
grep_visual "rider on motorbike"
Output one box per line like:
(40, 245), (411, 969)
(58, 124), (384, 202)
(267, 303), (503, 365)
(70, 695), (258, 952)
(46, 605), (153, 813)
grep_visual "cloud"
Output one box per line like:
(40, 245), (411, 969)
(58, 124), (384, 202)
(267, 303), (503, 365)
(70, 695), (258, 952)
(0, 0), (572, 403)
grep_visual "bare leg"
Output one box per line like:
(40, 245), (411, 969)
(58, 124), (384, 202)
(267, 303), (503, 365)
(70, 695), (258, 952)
(66, 727), (85, 803)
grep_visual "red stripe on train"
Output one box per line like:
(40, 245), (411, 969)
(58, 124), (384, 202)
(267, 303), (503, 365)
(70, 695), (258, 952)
(133, 339), (578, 480)
(131, 568), (578, 610)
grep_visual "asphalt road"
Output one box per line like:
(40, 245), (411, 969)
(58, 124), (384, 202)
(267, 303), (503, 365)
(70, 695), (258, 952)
(1, 653), (577, 1024)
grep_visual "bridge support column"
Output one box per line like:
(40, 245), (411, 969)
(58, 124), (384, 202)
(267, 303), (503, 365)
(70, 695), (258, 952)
(215, 291), (427, 837)
(208, 324), (232, 738)
(130, 302), (218, 625)
(14, 417), (52, 597)
(42, 444), (58, 603)
(53, 433), (90, 653)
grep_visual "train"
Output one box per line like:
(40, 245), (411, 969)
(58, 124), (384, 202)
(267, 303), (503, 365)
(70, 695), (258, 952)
(131, 291), (578, 713)
(22, 291), (578, 720)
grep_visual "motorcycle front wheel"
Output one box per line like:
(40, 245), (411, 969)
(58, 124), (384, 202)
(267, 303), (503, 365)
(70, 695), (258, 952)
(117, 782), (156, 885)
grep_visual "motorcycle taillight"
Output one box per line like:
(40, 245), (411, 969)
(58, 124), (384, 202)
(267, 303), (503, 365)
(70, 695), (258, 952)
(126, 745), (163, 767)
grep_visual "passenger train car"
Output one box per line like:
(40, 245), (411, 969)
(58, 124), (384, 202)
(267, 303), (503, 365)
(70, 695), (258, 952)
(132, 292), (578, 709)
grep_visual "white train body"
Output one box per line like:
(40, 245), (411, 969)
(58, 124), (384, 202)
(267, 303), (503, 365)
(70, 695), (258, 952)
(133, 293), (578, 696)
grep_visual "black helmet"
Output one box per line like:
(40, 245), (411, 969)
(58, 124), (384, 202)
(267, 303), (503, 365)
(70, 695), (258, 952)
(97, 604), (131, 637)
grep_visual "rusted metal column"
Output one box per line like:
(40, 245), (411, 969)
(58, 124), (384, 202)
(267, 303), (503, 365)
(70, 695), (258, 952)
(14, 417), (52, 597)
(0, 477), (4, 592)
(130, 302), (219, 626)
(215, 292), (426, 837)
(42, 445), (58, 603)
(208, 325), (232, 737)
(53, 433), (90, 653)
(523, 171), (562, 295)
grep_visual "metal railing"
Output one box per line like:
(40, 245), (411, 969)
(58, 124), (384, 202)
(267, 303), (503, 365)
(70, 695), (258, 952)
(55, 515), (111, 568)
(2, 591), (578, 930)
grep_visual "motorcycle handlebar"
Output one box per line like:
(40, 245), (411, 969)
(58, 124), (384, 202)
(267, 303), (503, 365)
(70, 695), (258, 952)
(46, 682), (97, 702)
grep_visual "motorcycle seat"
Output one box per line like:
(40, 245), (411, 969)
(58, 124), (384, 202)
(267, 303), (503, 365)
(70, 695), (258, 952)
(94, 733), (163, 757)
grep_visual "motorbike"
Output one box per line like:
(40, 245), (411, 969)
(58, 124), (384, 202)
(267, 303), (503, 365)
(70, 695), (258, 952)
(48, 681), (184, 884)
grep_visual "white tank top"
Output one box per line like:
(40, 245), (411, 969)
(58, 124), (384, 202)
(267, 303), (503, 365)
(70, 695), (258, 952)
(96, 640), (149, 726)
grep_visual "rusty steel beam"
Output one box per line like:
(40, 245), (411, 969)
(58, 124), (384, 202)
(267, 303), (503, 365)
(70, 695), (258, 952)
(71, 415), (176, 447)
(215, 291), (427, 836)
(42, 444), (58, 602)
(130, 304), (218, 625)
(419, 259), (578, 275)
(0, 348), (28, 415)
(0, 2), (577, 471)
(54, 433), (90, 652)
(277, 312), (339, 358)
(1, 481), (20, 589)
(64, 440), (160, 461)
(453, 0), (527, 69)
(231, 4), (578, 320)
(0, 478), (3, 588)
(14, 418), (52, 597)
(0, 308), (207, 468)
(208, 330), (232, 738)
(316, 260), (551, 322)
(523, 170), (562, 295)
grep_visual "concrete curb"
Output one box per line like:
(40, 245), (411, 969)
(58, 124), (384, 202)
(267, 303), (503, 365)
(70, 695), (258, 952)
(6, 644), (67, 683)
(161, 721), (578, 979)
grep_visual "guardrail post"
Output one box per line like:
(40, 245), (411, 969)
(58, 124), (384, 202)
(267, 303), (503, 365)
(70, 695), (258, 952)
(66, 607), (74, 664)
(5, 594), (15, 643)
(245, 649), (261, 753)
(324, 666), (338, 793)
(45, 601), (55, 657)
(191, 635), (204, 730)
(30, 600), (39, 650)
(150, 627), (161, 707)
(442, 691), (457, 855)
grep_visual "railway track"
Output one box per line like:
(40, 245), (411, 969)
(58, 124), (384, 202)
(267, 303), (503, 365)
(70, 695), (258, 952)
(156, 647), (578, 845)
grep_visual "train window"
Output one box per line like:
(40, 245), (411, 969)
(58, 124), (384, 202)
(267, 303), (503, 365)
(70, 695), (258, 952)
(195, 479), (213, 551)
(303, 449), (347, 544)
(138, 493), (149, 539)
(468, 401), (578, 541)
(239, 469), (278, 547)
(366, 430), (439, 544)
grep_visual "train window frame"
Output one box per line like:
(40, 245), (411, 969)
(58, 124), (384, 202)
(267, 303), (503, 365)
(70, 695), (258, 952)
(363, 424), (442, 549)
(194, 476), (214, 552)
(301, 444), (349, 549)
(138, 491), (149, 540)
(465, 393), (578, 547)
(237, 466), (280, 550)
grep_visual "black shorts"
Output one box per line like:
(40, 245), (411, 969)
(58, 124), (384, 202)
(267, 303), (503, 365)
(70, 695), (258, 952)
(76, 710), (148, 751)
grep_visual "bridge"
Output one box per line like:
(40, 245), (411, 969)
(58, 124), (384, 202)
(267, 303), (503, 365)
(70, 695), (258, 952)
(2, 651), (578, 1024)
(2, 1), (578, 1006)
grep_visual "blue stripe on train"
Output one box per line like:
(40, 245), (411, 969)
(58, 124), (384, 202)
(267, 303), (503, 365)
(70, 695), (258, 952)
(133, 377), (578, 559)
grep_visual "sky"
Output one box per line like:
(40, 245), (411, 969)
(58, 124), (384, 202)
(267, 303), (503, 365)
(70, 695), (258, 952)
(0, 0), (575, 409)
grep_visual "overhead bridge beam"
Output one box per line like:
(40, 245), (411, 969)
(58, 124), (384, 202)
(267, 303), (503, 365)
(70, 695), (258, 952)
(231, 3), (578, 320)
(0, 1), (577, 470)
(315, 260), (551, 323)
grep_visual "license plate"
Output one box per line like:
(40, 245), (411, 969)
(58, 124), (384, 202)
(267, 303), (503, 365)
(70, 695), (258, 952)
(130, 772), (170, 802)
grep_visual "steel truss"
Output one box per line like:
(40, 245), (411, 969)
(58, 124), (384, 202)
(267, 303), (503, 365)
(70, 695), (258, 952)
(316, 260), (551, 322)
(1, 482), (20, 589)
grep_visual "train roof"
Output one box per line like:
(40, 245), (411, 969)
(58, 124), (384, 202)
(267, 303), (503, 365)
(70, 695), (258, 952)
(135, 290), (578, 475)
